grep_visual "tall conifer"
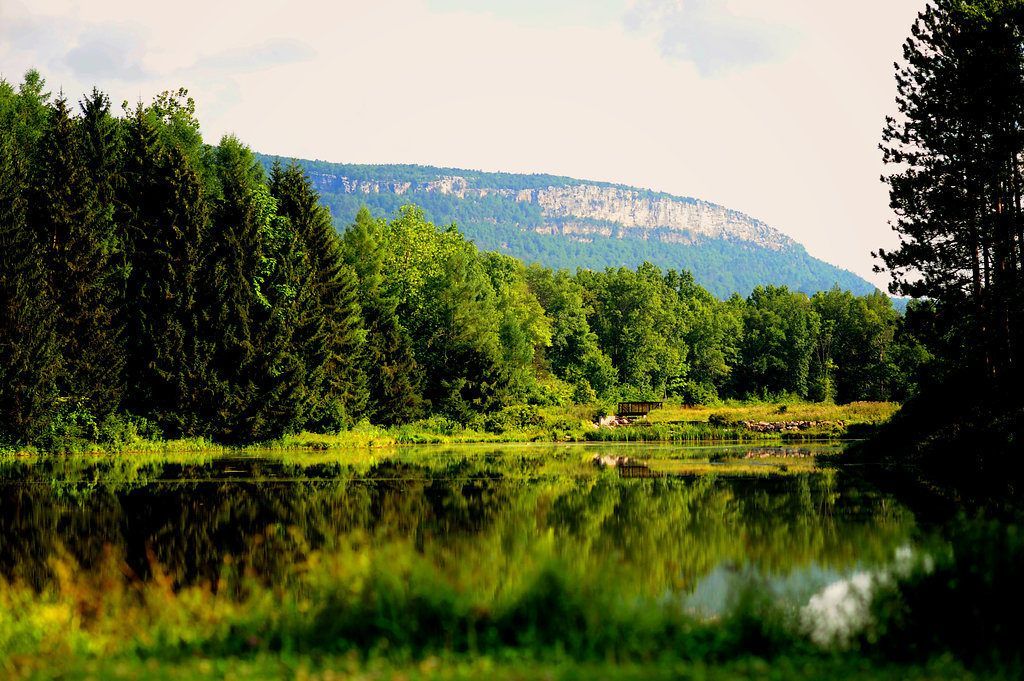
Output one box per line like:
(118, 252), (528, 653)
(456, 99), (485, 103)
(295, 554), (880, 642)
(0, 132), (60, 443)
(30, 95), (123, 416)
(879, 1), (1024, 387)
(117, 107), (213, 434)
(342, 207), (423, 424)
(270, 163), (366, 429)
(206, 138), (303, 443)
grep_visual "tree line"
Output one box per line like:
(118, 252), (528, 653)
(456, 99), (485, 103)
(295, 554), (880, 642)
(0, 71), (929, 448)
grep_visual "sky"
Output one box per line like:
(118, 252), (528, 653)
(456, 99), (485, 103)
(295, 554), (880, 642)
(0, 0), (926, 286)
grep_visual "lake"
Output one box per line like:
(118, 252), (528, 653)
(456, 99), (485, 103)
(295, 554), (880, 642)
(0, 442), (924, 618)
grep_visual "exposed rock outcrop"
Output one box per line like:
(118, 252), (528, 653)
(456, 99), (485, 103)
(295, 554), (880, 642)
(308, 172), (794, 251)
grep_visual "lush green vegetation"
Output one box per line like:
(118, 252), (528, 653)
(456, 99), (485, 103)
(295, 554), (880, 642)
(0, 447), (1019, 679)
(5, 1), (1024, 676)
(0, 76), (926, 451)
(257, 153), (880, 299)
(861, 0), (1024, 503)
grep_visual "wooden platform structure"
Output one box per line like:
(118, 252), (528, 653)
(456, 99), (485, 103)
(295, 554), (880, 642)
(617, 462), (663, 479)
(616, 401), (664, 418)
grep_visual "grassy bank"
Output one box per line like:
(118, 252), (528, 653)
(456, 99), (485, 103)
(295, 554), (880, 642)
(1, 401), (901, 457)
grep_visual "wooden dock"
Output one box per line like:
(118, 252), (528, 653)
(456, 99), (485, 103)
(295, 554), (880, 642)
(616, 401), (664, 418)
(617, 462), (663, 479)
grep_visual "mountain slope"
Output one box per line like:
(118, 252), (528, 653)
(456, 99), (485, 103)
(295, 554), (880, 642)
(258, 155), (878, 298)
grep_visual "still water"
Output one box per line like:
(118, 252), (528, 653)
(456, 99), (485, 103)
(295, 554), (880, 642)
(0, 443), (919, 613)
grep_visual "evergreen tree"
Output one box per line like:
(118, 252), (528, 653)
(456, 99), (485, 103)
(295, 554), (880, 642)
(0, 70), (50, 152)
(0, 131), (61, 443)
(30, 95), (123, 417)
(117, 106), (213, 435)
(878, 0), (1024, 388)
(206, 137), (304, 443)
(78, 89), (119, 213)
(270, 163), (366, 430)
(342, 207), (424, 423)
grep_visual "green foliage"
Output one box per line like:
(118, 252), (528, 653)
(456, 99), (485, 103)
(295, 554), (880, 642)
(116, 105), (214, 437)
(577, 264), (688, 398)
(32, 400), (161, 453)
(483, 404), (543, 434)
(736, 286), (818, 399)
(810, 288), (928, 403)
(257, 153), (880, 299)
(524, 265), (616, 399)
(0, 130), (60, 445)
(203, 137), (306, 443)
(29, 94), (123, 417)
(341, 207), (424, 425)
(0, 69), (923, 450)
(357, 206), (552, 420)
(270, 162), (366, 430)
(674, 380), (720, 406)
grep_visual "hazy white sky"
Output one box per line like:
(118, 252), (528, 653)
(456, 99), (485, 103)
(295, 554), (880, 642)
(0, 0), (926, 286)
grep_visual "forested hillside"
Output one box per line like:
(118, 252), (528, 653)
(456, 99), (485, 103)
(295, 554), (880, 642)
(257, 155), (878, 298)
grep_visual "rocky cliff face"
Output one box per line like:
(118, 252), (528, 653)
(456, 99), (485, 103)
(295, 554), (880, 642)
(307, 172), (795, 252)
(264, 154), (877, 298)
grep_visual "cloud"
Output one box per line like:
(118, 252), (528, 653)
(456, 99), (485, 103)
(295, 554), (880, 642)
(426, 0), (626, 27)
(0, 3), (72, 78)
(64, 25), (151, 81)
(624, 0), (799, 76)
(191, 38), (317, 74)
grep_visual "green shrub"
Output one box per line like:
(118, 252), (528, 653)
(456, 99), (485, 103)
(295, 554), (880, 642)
(413, 415), (463, 436)
(525, 377), (574, 407)
(484, 405), (543, 434)
(673, 380), (720, 406)
(708, 412), (733, 427)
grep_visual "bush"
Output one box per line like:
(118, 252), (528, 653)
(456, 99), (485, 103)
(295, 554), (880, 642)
(412, 415), (463, 436)
(484, 405), (543, 434)
(571, 381), (597, 404)
(708, 412), (733, 427)
(673, 380), (720, 406)
(525, 377), (574, 407)
(96, 413), (162, 450)
(33, 402), (162, 453)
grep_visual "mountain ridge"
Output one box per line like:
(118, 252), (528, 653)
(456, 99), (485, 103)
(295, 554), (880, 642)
(257, 153), (879, 299)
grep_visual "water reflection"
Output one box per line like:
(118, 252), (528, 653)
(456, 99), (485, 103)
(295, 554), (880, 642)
(0, 445), (917, 605)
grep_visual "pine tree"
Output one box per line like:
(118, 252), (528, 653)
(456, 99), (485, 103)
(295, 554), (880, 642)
(0, 131), (61, 444)
(30, 95), (123, 417)
(878, 0), (1024, 388)
(270, 163), (366, 430)
(78, 89), (119, 213)
(342, 207), (423, 424)
(0, 70), (50, 152)
(206, 138), (304, 443)
(117, 106), (213, 435)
